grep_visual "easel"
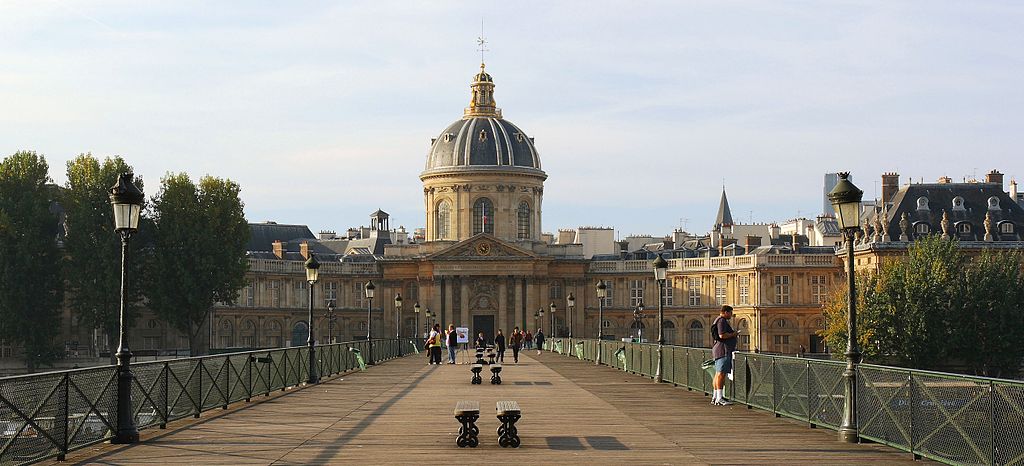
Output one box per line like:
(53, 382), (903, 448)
(458, 343), (472, 364)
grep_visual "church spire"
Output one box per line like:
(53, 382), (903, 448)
(715, 187), (734, 229)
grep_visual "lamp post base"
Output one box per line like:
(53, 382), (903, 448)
(838, 428), (859, 443)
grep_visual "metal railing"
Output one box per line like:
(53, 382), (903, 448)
(545, 338), (1024, 466)
(0, 338), (411, 465)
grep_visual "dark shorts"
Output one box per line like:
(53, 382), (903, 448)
(714, 355), (733, 373)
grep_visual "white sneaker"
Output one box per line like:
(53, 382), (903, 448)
(715, 399), (734, 406)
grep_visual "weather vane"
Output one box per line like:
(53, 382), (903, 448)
(477, 19), (489, 64)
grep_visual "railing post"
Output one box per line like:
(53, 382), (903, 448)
(194, 359), (203, 418)
(909, 372), (918, 460)
(57, 372), (68, 461)
(222, 356), (229, 409)
(246, 356), (253, 402)
(161, 363), (168, 428)
(988, 380), (996, 466)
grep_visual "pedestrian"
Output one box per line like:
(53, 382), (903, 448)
(474, 332), (486, 349)
(534, 328), (545, 356)
(509, 327), (524, 363)
(446, 324), (458, 364)
(427, 323), (443, 365)
(711, 305), (740, 406)
(494, 329), (506, 363)
(524, 330), (533, 349)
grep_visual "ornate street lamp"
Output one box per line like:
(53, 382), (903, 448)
(566, 292), (576, 340)
(110, 173), (143, 444)
(305, 254), (320, 384)
(596, 280), (607, 365)
(365, 280), (375, 364)
(414, 302), (421, 339)
(394, 293), (403, 339)
(633, 301), (645, 342)
(549, 302), (557, 337)
(828, 171), (864, 444)
(653, 255), (668, 383)
(326, 300), (336, 345)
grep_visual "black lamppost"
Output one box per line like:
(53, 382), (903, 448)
(305, 254), (320, 384)
(365, 280), (375, 364)
(326, 300), (336, 345)
(633, 301), (645, 342)
(596, 280), (607, 365)
(549, 302), (556, 337)
(414, 302), (421, 339)
(394, 293), (403, 339)
(425, 308), (434, 333)
(534, 309), (542, 333)
(828, 172), (864, 443)
(110, 173), (143, 444)
(653, 255), (668, 383)
(566, 293), (576, 340)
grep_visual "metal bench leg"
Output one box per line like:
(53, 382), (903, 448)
(490, 373), (501, 384)
(496, 413), (521, 447)
(455, 413), (480, 447)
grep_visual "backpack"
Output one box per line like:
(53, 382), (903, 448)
(710, 317), (721, 342)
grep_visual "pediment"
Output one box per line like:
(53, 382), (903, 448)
(427, 233), (539, 260)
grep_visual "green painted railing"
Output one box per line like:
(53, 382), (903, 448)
(0, 338), (411, 465)
(544, 338), (1024, 466)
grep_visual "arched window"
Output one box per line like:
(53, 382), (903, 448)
(999, 222), (1015, 234)
(662, 320), (677, 345)
(472, 198), (493, 234)
(435, 200), (451, 240)
(241, 320), (256, 348)
(916, 197), (929, 211)
(219, 319), (234, 348)
(956, 222), (972, 234)
(952, 196), (966, 211)
(687, 320), (704, 348)
(988, 196), (1001, 210)
(291, 321), (309, 347)
(915, 222), (930, 235)
(517, 201), (531, 239)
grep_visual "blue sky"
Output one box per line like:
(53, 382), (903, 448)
(2, 1), (1023, 237)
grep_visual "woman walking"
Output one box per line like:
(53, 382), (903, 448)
(494, 329), (506, 363)
(534, 329), (545, 356)
(524, 331), (533, 349)
(509, 327), (524, 364)
(427, 323), (443, 365)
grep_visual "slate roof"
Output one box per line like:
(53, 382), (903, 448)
(248, 223), (315, 252)
(870, 182), (1024, 241)
(715, 189), (734, 228)
(425, 117), (542, 172)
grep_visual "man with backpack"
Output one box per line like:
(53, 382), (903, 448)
(711, 305), (740, 406)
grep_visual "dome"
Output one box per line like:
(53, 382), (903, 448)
(422, 64), (544, 175)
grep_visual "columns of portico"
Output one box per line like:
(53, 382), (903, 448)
(460, 278), (470, 328)
(498, 280), (508, 333)
(514, 278), (524, 331)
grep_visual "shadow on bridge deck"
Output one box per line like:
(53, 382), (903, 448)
(53, 351), (928, 465)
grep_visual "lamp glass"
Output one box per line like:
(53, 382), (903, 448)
(834, 201), (862, 230)
(414, 303), (420, 313)
(112, 203), (141, 231)
(596, 281), (607, 298)
(364, 281), (375, 299)
(305, 265), (319, 283)
(395, 294), (402, 308)
(654, 266), (667, 281)
(567, 293), (575, 308)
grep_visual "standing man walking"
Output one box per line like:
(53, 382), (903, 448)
(534, 329), (545, 356)
(446, 324), (459, 364)
(509, 327), (524, 364)
(712, 305), (740, 405)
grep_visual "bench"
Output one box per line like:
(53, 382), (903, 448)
(475, 352), (488, 365)
(490, 364), (502, 384)
(453, 401), (480, 448)
(470, 364), (483, 384)
(496, 400), (522, 448)
(487, 351), (496, 365)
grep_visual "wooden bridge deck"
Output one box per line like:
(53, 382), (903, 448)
(55, 351), (929, 465)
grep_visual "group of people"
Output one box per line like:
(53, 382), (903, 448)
(423, 324), (547, 365)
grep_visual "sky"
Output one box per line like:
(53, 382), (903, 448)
(2, 1), (1023, 238)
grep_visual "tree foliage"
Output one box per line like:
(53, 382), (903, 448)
(61, 154), (145, 362)
(822, 235), (1024, 377)
(0, 151), (64, 371)
(145, 173), (249, 355)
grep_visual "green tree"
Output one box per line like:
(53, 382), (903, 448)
(61, 154), (145, 363)
(0, 151), (64, 371)
(146, 173), (249, 355)
(956, 249), (1024, 377)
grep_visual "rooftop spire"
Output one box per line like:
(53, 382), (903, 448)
(715, 187), (734, 228)
(464, 62), (501, 118)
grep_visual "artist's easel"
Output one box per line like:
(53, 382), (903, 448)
(458, 343), (472, 364)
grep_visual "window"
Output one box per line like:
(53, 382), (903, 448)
(549, 281), (563, 300)
(0, 341), (12, 358)
(243, 284), (254, 307)
(714, 276), (727, 305)
(270, 280), (281, 308)
(738, 276), (750, 305)
(630, 280), (644, 307)
(143, 336), (160, 350)
(661, 280), (673, 306)
(599, 281), (614, 308)
(406, 282), (419, 302)
(353, 282), (364, 308)
(472, 198), (494, 234)
(294, 280), (307, 307)
(240, 321), (256, 348)
(687, 320), (704, 347)
(517, 202), (531, 239)
(688, 277), (701, 306)
(601, 319), (613, 328)
(436, 200), (451, 239)
(915, 223), (930, 235)
(957, 222), (972, 234)
(811, 275), (827, 304)
(916, 197), (929, 211)
(219, 320), (234, 348)
(1000, 222), (1015, 234)
(774, 335), (791, 345)
(324, 282), (338, 307)
(952, 196), (966, 211)
(266, 321), (283, 348)
(988, 196), (1001, 210)
(774, 275), (790, 304)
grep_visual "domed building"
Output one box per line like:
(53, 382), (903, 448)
(421, 64), (546, 243)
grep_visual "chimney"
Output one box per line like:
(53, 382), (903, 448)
(663, 237), (674, 251)
(617, 240), (629, 259)
(769, 224), (781, 239)
(1011, 179), (1019, 204)
(937, 176), (952, 184)
(791, 231), (800, 253)
(299, 241), (310, 260)
(744, 235), (761, 254)
(272, 240), (285, 259)
(986, 170), (1004, 187)
(881, 172), (899, 204)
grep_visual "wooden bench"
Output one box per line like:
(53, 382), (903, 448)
(490, 364), (502, 384)
(496, 400), (522, 448)
(470, 364), (483, 384)
(453, 401), (480, 448)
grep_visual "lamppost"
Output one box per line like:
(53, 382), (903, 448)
(305, 254), (320, 384)
(110, 173), (143, 444)
(566, 293), (575, 340)
(534, 309), (542, 333)
(326, 300), (336, 345)
(365, 280), (375, 365)
(828, 171), (864, 444)
(653, 255), (668, 383)
(596, 280), (606, 365)
(633, 301), (645, 342)
(549, 302), (556, 337)
(394, 293), (403, 339)
(414, 302), (421, 339)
